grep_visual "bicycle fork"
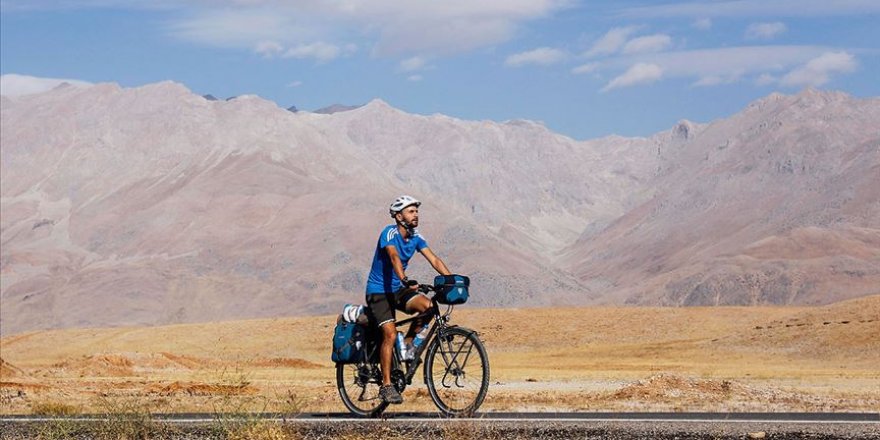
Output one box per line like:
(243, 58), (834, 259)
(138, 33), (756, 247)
(437, 331), (476, 388)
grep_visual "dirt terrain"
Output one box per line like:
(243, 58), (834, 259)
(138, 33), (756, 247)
(1, 296), (878, 415)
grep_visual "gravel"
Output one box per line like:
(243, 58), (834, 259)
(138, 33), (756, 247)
(1, 420), (878, 439)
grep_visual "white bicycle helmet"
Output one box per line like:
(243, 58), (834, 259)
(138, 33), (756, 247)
(389, 195), (421, 216)
(342, 304), (364, 323)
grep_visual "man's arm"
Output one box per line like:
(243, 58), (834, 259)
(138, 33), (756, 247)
(385, 245), (408, 280)
(420, 247), (451, 276)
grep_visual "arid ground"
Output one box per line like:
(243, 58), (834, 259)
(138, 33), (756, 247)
(2, 295), (878, 415)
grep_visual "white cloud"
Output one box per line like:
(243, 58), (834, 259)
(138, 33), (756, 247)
(745, 22), (787, 40)
(254, 40), (284, 58)
(505, 47), (567, 67)
(605, 45), (830, 78)
(286, 80), (303, 88)
(159, 1), (571, 59)
(601, 63), (663, 92)
(0, 1), (181, 11)
(571, 62), (599, 75)
(622, 34), (672, 55)
(282, 42), (348, 62)
(283, 43), (339, 61)
(168, 8), (315, 49)
(755, 73), (777, 86)
(0, 73), (92, 96)
(619, 0), (880, 18)
(594, 45), (843, 91)
(692, 72), (743, 87)
(692, 76), (725, 87)
(368, 1), (571, 57)
(583, 26), (639, 58)
(407, 75), (423, 82)
(399, 56), (427, 72)
(693, 18), (712, 30)
(780, 51), (857, 87)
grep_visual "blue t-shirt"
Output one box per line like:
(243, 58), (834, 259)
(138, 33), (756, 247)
(365, 224), (428, 294)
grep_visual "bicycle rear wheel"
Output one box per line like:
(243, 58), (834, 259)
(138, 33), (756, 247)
(424, 326), (489, 417)
(336, 361), (388, 417)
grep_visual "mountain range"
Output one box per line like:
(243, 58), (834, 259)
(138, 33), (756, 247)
(1, 82), (877, 334)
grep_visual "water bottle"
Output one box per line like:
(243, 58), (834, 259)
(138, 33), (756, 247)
(396, 332), (408, 360)
(403, 342), (415, 361)
(412, 326), (430, 351)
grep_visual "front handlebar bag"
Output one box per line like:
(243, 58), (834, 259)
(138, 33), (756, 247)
(433, 274), (470, 305)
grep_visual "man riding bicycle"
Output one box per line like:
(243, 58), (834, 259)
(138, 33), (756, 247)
(365, 195), (452, 404)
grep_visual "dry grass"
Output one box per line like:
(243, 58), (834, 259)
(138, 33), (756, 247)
(225, 422), (298, 440)
(438, 420), (504, 440)
(92, 395), (157, 439)
(30, 400), (80, 416)
(1, 296), (878, 415)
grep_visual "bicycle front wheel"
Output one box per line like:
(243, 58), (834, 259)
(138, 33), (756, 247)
(336, 362), (389, 417)
(424, 326), (489, 417)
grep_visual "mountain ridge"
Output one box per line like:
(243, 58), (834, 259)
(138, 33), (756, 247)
(1, 81), (877, 334)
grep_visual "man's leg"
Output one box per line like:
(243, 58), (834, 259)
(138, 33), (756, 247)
(379, 320), (404, 404)
(368, 293), (403, 404)
(404, 294), (432, 340)
(379, 321), (397, 386)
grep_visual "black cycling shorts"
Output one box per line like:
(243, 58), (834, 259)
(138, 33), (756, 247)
(366, 289), (425, 327)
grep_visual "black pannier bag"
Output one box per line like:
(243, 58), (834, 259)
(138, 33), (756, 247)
(433, 274), (470, 305)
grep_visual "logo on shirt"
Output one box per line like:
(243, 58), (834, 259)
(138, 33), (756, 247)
(386, 228), (398, 242)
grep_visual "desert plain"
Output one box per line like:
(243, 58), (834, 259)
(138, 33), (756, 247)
(1, 295), (879, 416)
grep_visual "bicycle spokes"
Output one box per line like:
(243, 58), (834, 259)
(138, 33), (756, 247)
(355, 371), (378, 402)
(438, 335), (475, 388)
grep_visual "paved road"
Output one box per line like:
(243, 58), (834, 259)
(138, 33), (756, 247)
(2, 412), (878, 439)
(3, 411), (879, 422)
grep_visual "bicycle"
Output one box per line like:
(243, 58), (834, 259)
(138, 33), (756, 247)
(335, 284), (490, 417)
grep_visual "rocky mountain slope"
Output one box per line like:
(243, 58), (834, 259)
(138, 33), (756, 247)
(563, 90), (880, 306)
(1, 82), (877, 333)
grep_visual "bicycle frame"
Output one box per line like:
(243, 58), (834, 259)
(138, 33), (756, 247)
(362, 286), (463, 386)
(391, 296), (448, 385)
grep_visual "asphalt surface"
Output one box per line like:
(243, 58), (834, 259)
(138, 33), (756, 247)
(2, 413), (878, 439)
(2, 411), (878, 422)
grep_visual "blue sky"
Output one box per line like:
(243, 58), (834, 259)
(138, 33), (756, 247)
(1, 0), (878, 140)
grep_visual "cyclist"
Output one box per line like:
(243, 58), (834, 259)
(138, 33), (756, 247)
(365, 195), (452, 404)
